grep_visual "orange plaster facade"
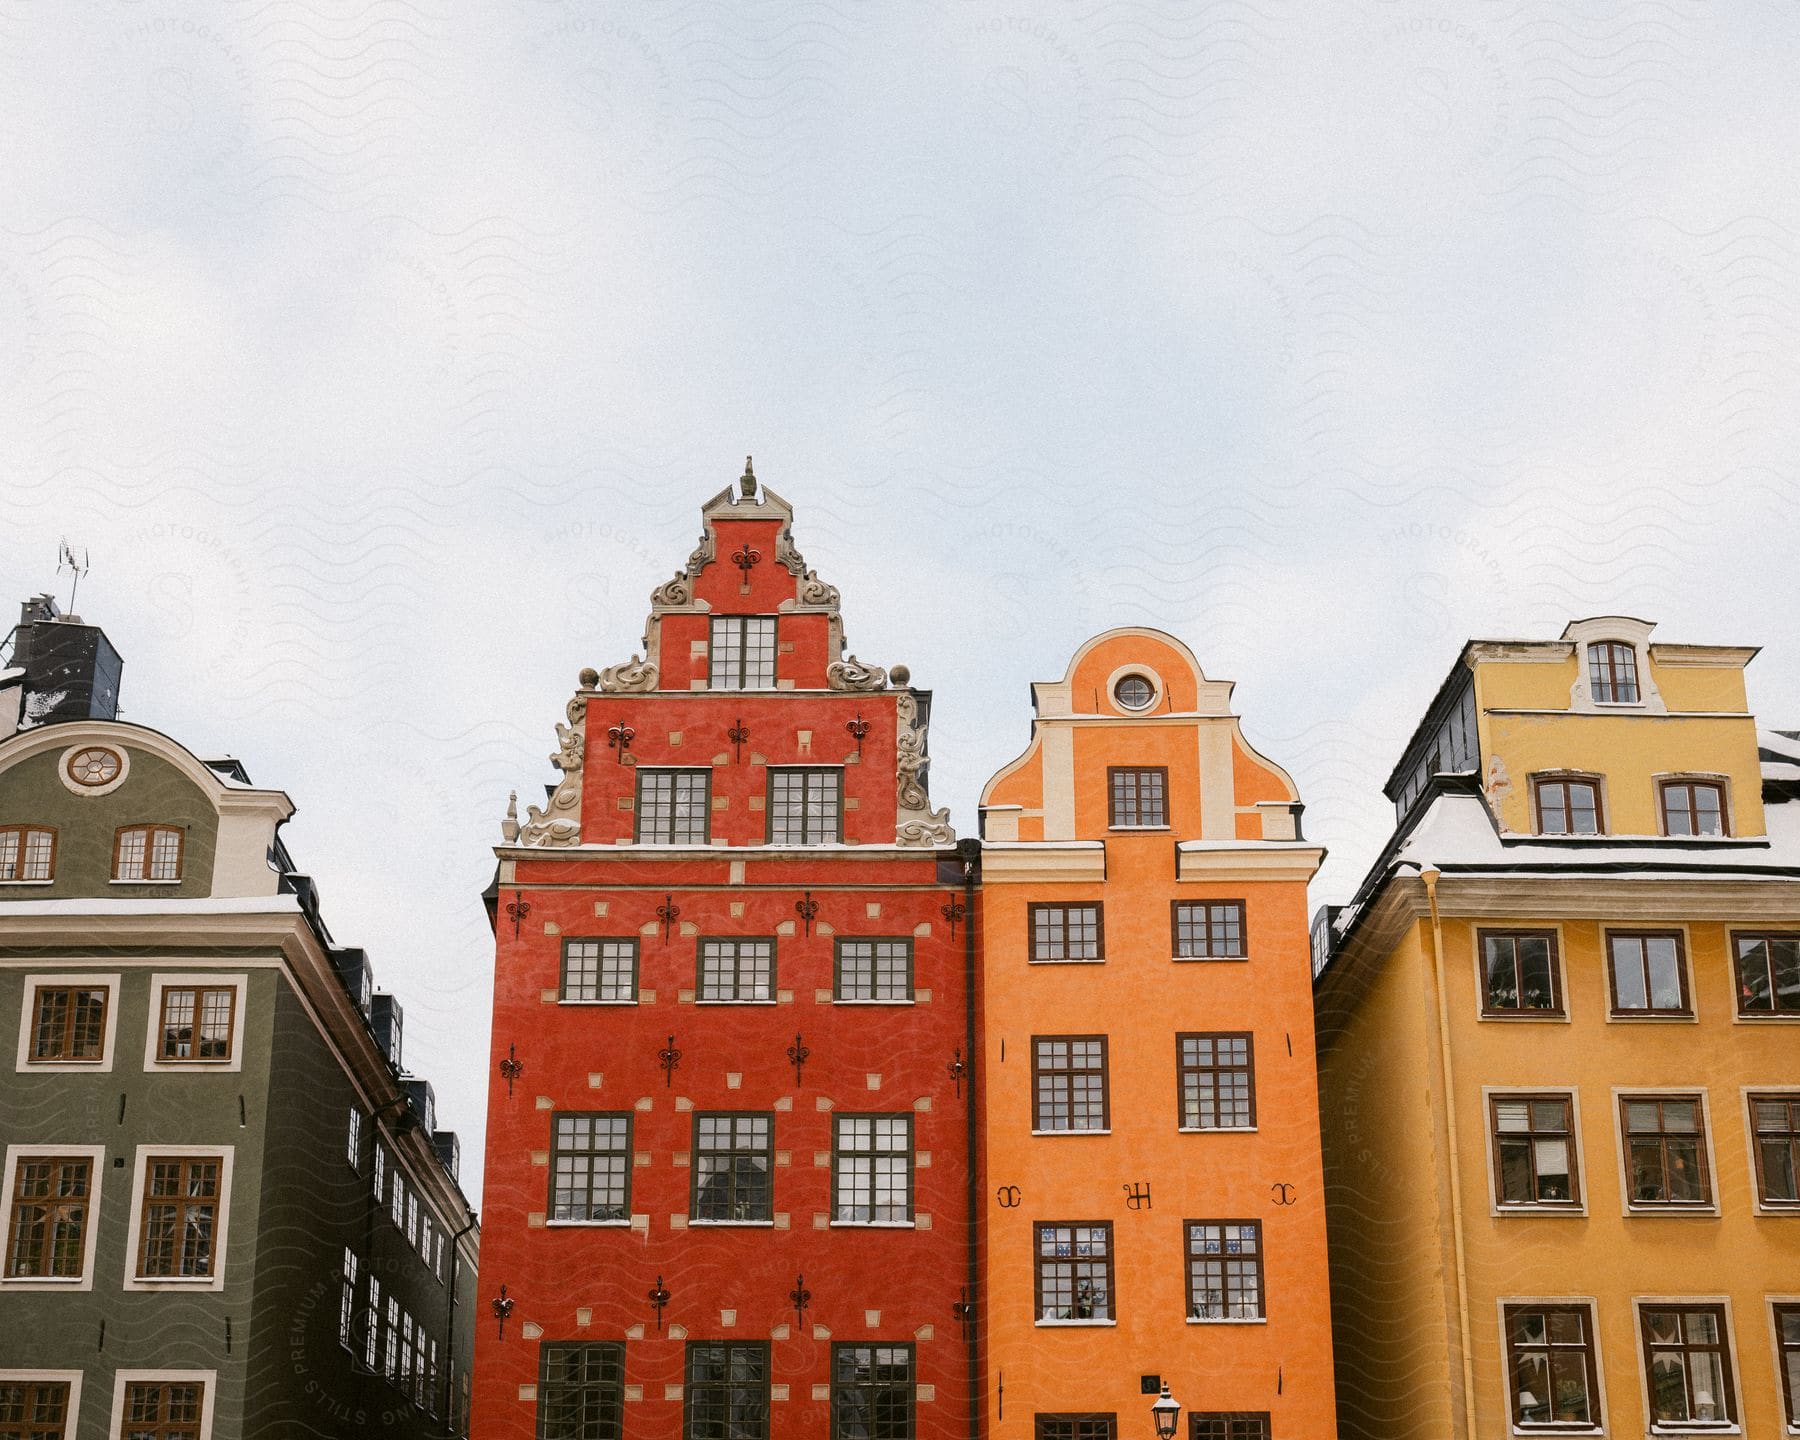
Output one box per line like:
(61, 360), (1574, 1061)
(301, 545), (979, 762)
(977, 629), (1337, 1439)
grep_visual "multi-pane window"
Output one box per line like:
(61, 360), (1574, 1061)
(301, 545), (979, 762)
(692, 1113), (773, 1223)
(635, 769), (711, 845)
(1588, 641), (1639, 703)
(550, 1114), (631, 1222)
(540, 1342), (624, 1440)
(1029, 904), (1103, 963)
(1035, 1222), (1113, 1322)
(709, 616), (777, 691)
(1503, 1304), (1601, 1430)
(1178, 1034), (1255, 1130)
(346, 1108), (362, 1170)
(835, 939), (912, 1002)
(1749, 1094), (1800, 1206)
(1479, 931), (1562, 1016)
(28, 985), (107, 1063)
(1172, 902), (1246, 960)
(1035, 1418), (1115, 1440)
(1189, 1418), (1270, 1440)
(113, 825), (183, 881)
(768, 768), (842, 845)
(1032, 1037), (1109, 1132)
(1732, 932), (1800, 1016)
(1491, 1094), (1579, 1208)
(562, 939), (639, 1003)
(5, 1155), (92, 1278)
(137, 1155), (221, 1277)
(685, 1341), (769, 1440)
(339, 1248), (359, 1349)
(364, 1276), (382, 1370)
(0, 826), (55, 882)
(1639, 1305), (1736, 1428)
(1532, 775), (1602, 835)
(1660, 778), (1727, 837)
(122, 1380), (205, 1440)
(391, 1171), (406, 1230)
(833, 1116), (912, 1224)
(698, 939), (775, 1002)
(832, 1344), (914, 1440)
(384, 1296), (401, 1378)
(158, 986), (235, 1061)
(0, 1378), (70, 1438)
(372, 1144), (385, 1204)
(1185, 1221), (1263, 1320)
(1107, 767), (1167, 828)
(1607, 932), (1690, 1016)
(1775, 1304), (1800, 1429)
(1621, 1095), (1711, 1207)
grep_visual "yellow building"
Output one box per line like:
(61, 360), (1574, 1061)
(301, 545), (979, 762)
(1314, 616), (1800, 1439)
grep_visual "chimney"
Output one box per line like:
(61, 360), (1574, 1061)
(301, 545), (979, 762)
(2, 594), (123, 737)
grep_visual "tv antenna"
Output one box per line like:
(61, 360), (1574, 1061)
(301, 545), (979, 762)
(58, 539), (89, 612)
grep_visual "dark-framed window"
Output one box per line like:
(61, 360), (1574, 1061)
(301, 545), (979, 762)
(1607, 931), (1690, 1016)
(1749, 1093), (1800, 1207)
(1029, 904), (1103, 963)
(1035, 1417), (1115, 1440)
(1503, 1303), (1601, 1430)
(338, 1247), (359, 1349)
(1034, 1221), (1112, 1322)
(685, 1341), (769, 1440)
(0, 825), (56, 882)
(1731, 931), (1800, 1016)
(121, 1380), (205, 1440)
(1178, 1033), (1254, 1130)
(1108, 767), (1167, 828)
(1660, 778), (1727, 837)
(137, 1155), (221, 1277)
(0, 1378), (71, 1438)
(635, 768), (711, 845)
(158, 986), (235, 1062)
(549, 1113), (631, 1222)
(1588, 641), (1639, 704)
(1189, 1417), (1270, 1440)
(1479, 930), (1563, 1017)
(692, 1113), (773, 1223)
(1172, 901), (1246, 960)
(835, 939), (912, 1003)
(832, 1115), (912, 1224)
(1621, 1095), (1711, 1207)
(5, 1155), (92, 1278)
(831, 1343), (914, 1440)
(697, 938), (775, 1003)
(1533, 775), (1603, 835)
(1031, 1036), (1109, 1132)
(1185, 1220), (1262, 1320)
(1775, 1303), (1800, 1429)
(767, 767), (842, 845)
(562, 939), (638, 1003)
(540, 1341), (624, 1440)
(28, 985), (107, 1063)
(113, 824), (184, 882)
(1638, 1304), (1736, 1428)
(709, 616), (777, 691)
(1491, 1094), (1580, 1208)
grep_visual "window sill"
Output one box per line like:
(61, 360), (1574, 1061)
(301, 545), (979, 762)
(833, 999), (915, 1007)
(1108, 826), (1170, 833)
(558, 999), (637, 1007)
(109, 878), (181, 886)
(1647, 1426), (1740, 1436)
(1031, 1129), (1110, 1137)
(545, 1219), (633, 1228)
(1624, 1204), (1719, 1217)
(1479, 1012), (1570, 1023)
(1752, 1200), (1800, 1214)
(1509, 1426), (1602, 1436)
(1186, 1316), (1267, 1325)
(131, 1274), (220, 1285)
(1177, 1125), (1257, 1134)
(1494, 1204), (1586, 1217)
(0, 879), (53, 886)
(1172, 955), (1248, 964)
(1026, 959), (1105, 966)
(1036, 1318), (1115, 1328)
(1607, 1011), (1697, 1022)
(1, 1273), (87, 1286)
(693, 999), (778, 1007)
(828, 1220), (915, 1229)
(687, 1219), (776, 1228)
(1733, 1012), (1800, 1022)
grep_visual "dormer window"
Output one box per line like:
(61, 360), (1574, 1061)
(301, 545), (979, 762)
(1531, 775), (1603, 835)
(1587, 641), (1640, 704)
(1660, 779), (1727, 837)
(0, 826), (56, 882)
(114, 825), (184, 882)
(709, 617), (776, 690)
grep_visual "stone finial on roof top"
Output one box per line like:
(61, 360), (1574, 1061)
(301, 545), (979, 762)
(739, 456), (756, 498)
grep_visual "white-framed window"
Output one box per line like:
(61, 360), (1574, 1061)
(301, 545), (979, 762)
(1631, 1297), (1740, 1431)
(373, 1143), (386, 1203)
(122, 1145), (234, 1292)
(0, 1369), (83, 1440)
(112, 824), (185, 883)
(709, 616), (777, 689)
(0, 825), (57, 883)
(107, 1369), (217, 1440)
(1496, 1297), (1606, 1433)
(339, 1249), (359, 1350)
(364, 1276), (382, 1371)
(346, 1108), (363, 1171)
(15, 973), (120, 1073)
(1, 1144), (106, 1291)
(143, 974), (248, 1073)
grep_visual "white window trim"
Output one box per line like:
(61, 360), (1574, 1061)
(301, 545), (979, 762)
(1475, 922), (1572, 1025)
(0, 1370), (84, 1432)
(1628, 1293), (1742, 1435)
(15, 972), (121, 1073)
(0, 1144), (106, 1291)
(1601, 921), (1700, 1025)
(1652, 771), (1735, 840)
(1104, 663), (1166, 715)
(58, 741), (130, 797)
(143, 973), (248, 1074)
(1611, 1087), (1722, 1218)
(1727, 929), (1800, 1027)
(108, 1369), (217, 1440)
(122, 1144), (235, 1292)
(1764, 1293), (1800, 1437)
(1740, 1086), (1800, 1217)
(1528, 770), (1612, 839)
(1491, 1294), (1609, 1436)
(1481, 1086), (1590, 1219)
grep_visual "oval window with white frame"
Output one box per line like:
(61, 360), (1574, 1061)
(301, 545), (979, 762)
(1113, 674), (1156, 711)
(59, 744), (129, 796)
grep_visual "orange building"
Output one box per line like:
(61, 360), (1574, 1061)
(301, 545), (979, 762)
(976, 629), (1336, 1440)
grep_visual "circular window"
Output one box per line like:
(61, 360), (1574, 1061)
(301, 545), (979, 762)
(1113, 674), (1155, 711)
(66, 747), (123, 787)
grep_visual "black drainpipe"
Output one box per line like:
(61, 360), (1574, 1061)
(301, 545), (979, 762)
(959, 836), (981, 1440)
(444, 1210), (478, 1434)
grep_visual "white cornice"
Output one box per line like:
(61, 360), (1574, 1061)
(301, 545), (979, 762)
(979, 843), (1106, 883)
(1176, 843), (1324, 884)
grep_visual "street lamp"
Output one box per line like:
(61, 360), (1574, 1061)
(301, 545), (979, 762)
(1150, 1381), (1181, 1440)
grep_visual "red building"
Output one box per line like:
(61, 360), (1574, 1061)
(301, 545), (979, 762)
(476, 461), (975, 1440)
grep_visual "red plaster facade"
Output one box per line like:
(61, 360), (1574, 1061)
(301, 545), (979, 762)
(476, 464), (974, 1440)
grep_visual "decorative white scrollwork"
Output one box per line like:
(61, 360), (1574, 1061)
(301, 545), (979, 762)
(894, 688), (955, 846)
(597, 655), (659, 693)
(827, 655), (888, 691)
(520, 695), (587, 847)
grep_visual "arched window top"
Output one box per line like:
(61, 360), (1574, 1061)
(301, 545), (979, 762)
(1587, 641), (1641, 705)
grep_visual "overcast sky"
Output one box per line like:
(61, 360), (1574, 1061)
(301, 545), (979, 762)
(6, 1), (1798, 1206)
